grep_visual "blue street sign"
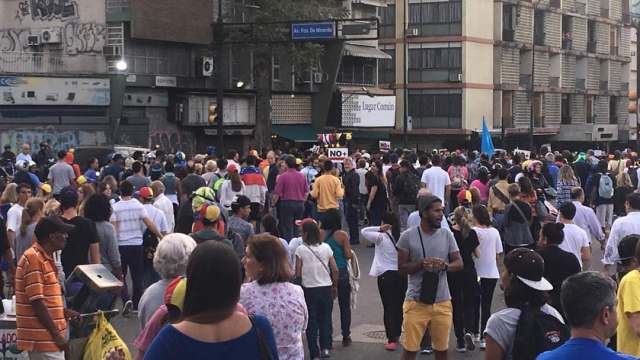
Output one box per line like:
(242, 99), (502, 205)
(291, 21), (336, 40)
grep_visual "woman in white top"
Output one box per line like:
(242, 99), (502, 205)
(294, 219), (338, 360)
(471, 205), (503, 349)
(360, 212), (407, 351)
(218, 167), (245, 211)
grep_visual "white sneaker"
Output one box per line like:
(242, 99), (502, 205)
(479, 339), (486, 350)
(420, 346), (433, 354)
(122, 300), (133, 317)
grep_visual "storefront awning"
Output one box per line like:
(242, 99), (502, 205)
(272, 125), (318, 142)
(343, 44), (392, 59)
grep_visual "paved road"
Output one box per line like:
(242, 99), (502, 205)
(112, 234), (605, 360)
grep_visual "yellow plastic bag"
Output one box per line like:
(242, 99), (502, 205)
(83, 312), (132, 360)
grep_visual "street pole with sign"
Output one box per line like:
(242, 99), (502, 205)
(214, 0), (225, 154)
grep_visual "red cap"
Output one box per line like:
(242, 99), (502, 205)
(139, 187), (154, 199)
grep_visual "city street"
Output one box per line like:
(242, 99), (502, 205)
(112, 235), (606, 360)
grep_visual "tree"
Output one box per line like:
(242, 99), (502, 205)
(224, 0), (348, 150)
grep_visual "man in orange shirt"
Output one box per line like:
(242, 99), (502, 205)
(15, 216), (79, 360)
(310, 160), (345, 223)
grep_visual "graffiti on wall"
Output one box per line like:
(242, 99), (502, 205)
(63, 22), (105, 55)
(0, 126), (108, 152)
(0, 23), (105, 56)
(148, 129), (196, 155)
(15, 0), (78, 23)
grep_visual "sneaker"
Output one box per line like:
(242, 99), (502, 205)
(473, 333), (481, 343)
(122, 300), (133, 317)
(479, 339), (486, 350)
(420, 345), (433, 354)
(464, 333), (476, 351)
(456, 339), (467, 353)
(320, 349), (330, 358)
(384, 341), (397, 351)
(342, 336), (352, 347)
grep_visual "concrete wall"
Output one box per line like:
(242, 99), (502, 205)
(587, 57), (601, 90)
(544, 93), (561, 126)
(544, 11), (562, 48)
(501, 47), (520, 85)
(596, 22), (610, 55)
(463, 88), (493, 131)
(596, 95), (610, 124)
(562, 54), (577, 88)
(572, 94), (586, 124)
(533, 51), (550, 87)
(572, 17), (588, 52)
(514, 91), (532, 127)
(515, 5), (533, 44)
(0, 0), (107, 73)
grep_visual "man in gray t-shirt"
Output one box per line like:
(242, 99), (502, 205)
(126, 161), (151, 192)
(397, 194), (463, 359)
(48, 150), (76, 195)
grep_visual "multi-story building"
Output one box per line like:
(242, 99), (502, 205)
(380, 0), (631, 149)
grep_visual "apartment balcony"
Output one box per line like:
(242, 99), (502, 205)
(576, 78), (586, 90)
(549, 76), (560, 88)
(587, 41), (597, 53)
(520, 74), (533, 87)
(534, 32), (545, 46)
(0, 51), (106, 74)
(600, 80), (608, 90)
(503, 29), (515, 42)
(562, 38), (573, 50)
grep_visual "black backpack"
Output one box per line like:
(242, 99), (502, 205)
(511, 305), (569, 360)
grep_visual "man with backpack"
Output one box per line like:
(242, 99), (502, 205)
(590, 160), (615, 234)
(394, 160), (420, 231)
(537, 271), (635, 360)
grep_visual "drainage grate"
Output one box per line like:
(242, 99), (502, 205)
(363, 330), (387, 340)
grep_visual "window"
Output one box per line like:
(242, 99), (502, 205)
(586, 96), (595, 123)
(408, 48), (461, 83)
(408, 1), (462, 36)
(534, 10), (545, 46)
(272, 55), (280, 83)
(407, 91), (462, 129)
(610, 97), (617, 124)
(378, 49), (395, 85)
(379, 5), (395, 39)
(587, 20), (597, 52)
(337, 57), (376, 86)
(533, 93), (544, 127)
(561, 94), (571, 124)
(610, 26), (620, 55)
(503, 5), (516, 41)
(502, 92), (513, 128)
(562, 15), (572, 49)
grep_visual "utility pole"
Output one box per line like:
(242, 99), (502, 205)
(215, 0), (225, 154)
(529, 1), (539, 151)
(403, 0), (409, 148)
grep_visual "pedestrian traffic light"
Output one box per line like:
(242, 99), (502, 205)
(208, 103), (218, 125)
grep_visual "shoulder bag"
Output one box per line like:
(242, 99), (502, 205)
(417, 228), (439, 305)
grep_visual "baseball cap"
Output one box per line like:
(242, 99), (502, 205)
(457, 190), (472, 205)
(296, 158), (302, 166)
(504, 248), (553, 291)
(227, 164), (238, 173)
(202, 204), (221, 223)
(164, 276), (187, 312)
(76, 175), (87, 185)
(616, 235), (640, 262)
(295, 218), (317, 227)
(139, 187), (154, 199)
(111, 153), (123, 161)
(418, 195), (442, 215)
(232, 195), (252, 208)
(40, 183), (52, 194)
(34, 216), (75, 241)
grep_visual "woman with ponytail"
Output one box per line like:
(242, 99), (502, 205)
(15, 198), (44, 260)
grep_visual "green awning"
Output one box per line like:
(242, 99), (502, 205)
(272, 125), (318, 142)
(350, 130), (390, 140)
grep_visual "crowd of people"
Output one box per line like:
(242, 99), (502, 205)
(2, 142), (640, 360)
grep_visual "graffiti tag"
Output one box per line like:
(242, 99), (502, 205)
(63, 22), (106, 55)
(29, 0), (78, 21)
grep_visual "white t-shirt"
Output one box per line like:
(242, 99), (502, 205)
(110, 198), (149, 246)
(560, 223), (590, 268)
(294, 243), (333, 288)
(143, 204), (169, 234)
(420, 166), (451, 203)
(485, 304), (564, 359)
(153, 194), (175, 233)
(473, 226), (503, 279)
(6, 203), (23, 233)
(356, 168), (368, 195)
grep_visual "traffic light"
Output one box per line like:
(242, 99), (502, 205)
(208, 103), (218, 125)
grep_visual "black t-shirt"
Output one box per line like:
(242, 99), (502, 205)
(507, 199), (532, 223)
(537, 245), (581, 313)
(451, 228), (479, 275)
(61, 216), (99, 278)
(0, 218), (10, 254)
(367, 176), (388, 210)
(176, 200), (194, 235)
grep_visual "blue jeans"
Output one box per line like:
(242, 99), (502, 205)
(344, 199), (360, 244)
(277, 200), (304, 241)
(304, 286), (333, 358)
(119, 245), (144, 309)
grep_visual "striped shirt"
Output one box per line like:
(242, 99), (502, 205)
(110, 198), (149, 246)
(16, 243), (66, 352)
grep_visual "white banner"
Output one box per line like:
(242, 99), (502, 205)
(327, 147), (349, 163)
(379, 140), (391, 152)
(0, 76), (109, 106)
(342, 94), (395, 127)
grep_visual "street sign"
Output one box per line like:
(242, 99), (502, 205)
(327, 147), (349, 163)
(291, 21), (336, 41)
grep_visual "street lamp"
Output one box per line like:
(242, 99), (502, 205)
(115, 59), (128, 72)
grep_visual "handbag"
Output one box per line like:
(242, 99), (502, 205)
(417, 228), (439, 305)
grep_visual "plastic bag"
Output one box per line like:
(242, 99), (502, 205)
(83, 312), (132, 360)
